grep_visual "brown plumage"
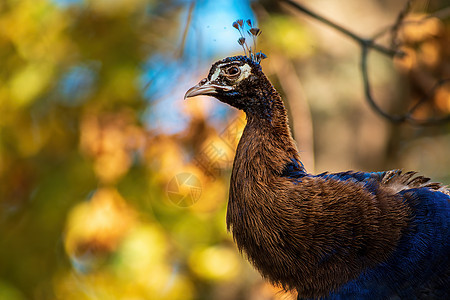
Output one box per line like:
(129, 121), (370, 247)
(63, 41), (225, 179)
(185, 55), (450, 299)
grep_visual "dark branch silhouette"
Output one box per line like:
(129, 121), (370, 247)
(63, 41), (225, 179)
(280, 0), (450, 125)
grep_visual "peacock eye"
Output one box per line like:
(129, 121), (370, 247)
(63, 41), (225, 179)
(224, 66), (241, 77)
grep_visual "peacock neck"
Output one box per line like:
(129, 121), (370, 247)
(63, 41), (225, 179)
(231, 91), (306, 191)
(226, 91), (305, 229)
(244, 91), (304, 172)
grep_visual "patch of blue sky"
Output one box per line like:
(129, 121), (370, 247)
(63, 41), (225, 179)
(58, 63), (98, 106)
(141, 0), (255, 135)
(141, 54), (183, 101)
(51, 0), (84, 8)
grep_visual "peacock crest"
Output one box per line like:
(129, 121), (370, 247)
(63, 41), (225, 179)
(232, 19), (267, 64)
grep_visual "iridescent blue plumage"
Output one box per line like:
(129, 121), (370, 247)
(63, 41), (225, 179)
(327, 187), (450, 299)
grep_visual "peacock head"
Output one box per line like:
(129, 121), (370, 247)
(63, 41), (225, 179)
(184, 55), (270, 110)
(185, 20), (273, 113)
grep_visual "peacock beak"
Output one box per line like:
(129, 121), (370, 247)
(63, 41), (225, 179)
(184, 78), (233, 99)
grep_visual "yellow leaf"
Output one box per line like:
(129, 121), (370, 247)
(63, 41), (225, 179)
(10, 63), (52, 107)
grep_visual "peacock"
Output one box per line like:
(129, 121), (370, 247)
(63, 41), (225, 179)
(184, 20), (450, 299)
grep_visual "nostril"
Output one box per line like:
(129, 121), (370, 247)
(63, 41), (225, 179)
(200, 78), (207, 85)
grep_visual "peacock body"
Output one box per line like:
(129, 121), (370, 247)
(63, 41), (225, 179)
(185, 50), (450, 299)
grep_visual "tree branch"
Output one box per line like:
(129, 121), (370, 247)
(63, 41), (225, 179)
(279, 0), (450, 126)
(280, 0), (401, 57)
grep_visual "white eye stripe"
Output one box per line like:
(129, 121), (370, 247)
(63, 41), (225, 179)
(236, 64), (251, 82)
(211, 62), (231, 81)
(210, 63), (252, 82)
(211, 67), (221, 81)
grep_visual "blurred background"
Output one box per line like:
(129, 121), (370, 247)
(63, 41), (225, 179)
(0, 0), (449, 299)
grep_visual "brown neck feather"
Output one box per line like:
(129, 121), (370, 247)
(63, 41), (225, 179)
(226, 88), (302, 228)
(239, 92), (300, 173)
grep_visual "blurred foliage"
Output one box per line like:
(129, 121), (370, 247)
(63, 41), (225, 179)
(0, 0), (449, 300)
(0, 1), (269, 299)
